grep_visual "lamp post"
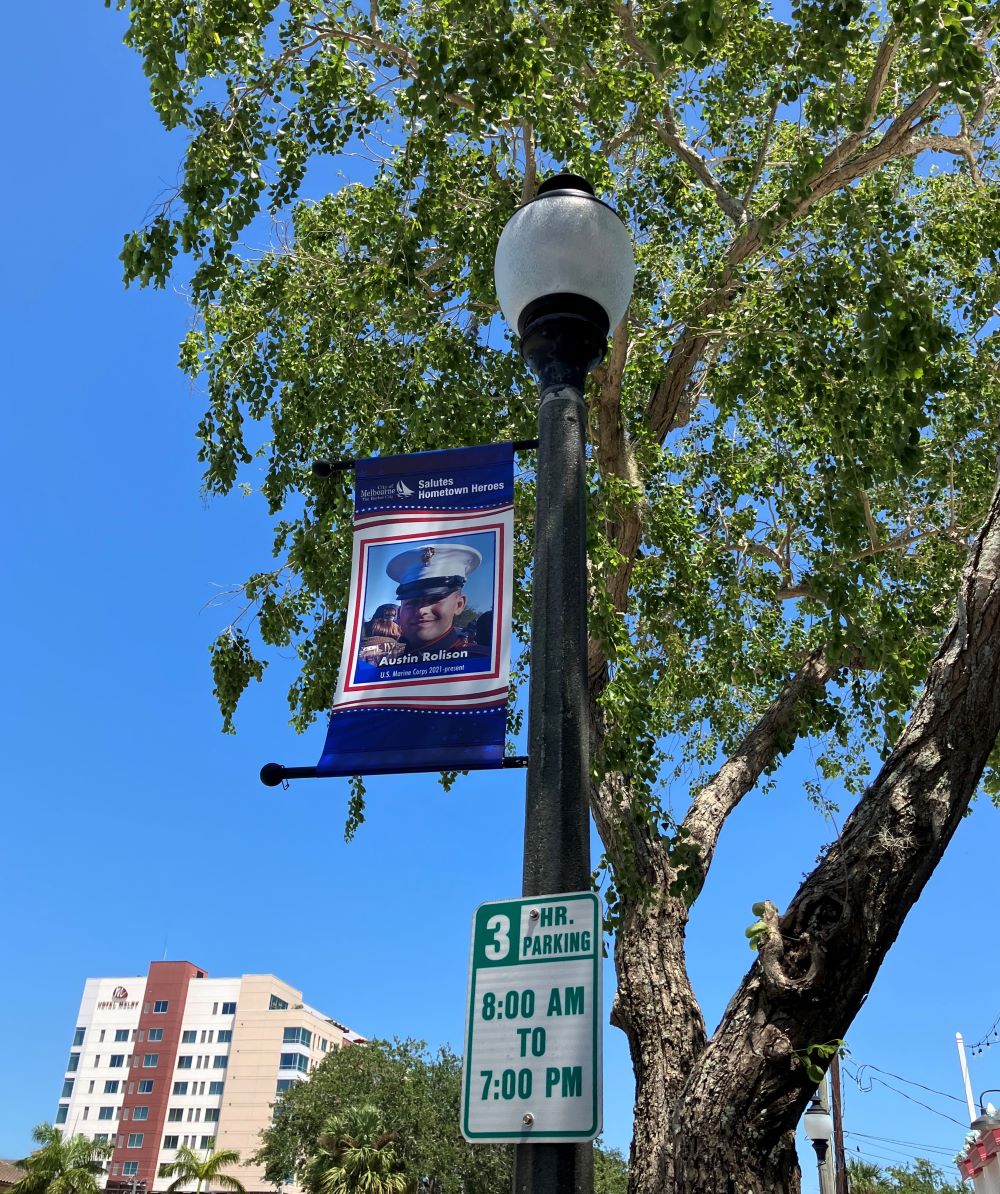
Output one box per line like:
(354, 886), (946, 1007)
(495, 175), (634, 1194)
(803, 1093), (835, 1194)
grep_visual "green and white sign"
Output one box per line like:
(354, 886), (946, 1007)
(461, 892), (601, 1143)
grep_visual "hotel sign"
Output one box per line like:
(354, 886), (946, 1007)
(98, 986), (139, 1010)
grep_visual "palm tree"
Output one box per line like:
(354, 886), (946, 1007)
(9, 1123), (111, 1194)
(302, 1106), (412, 1194)
(847, 1158), (888, 1193)
(159, 1145), (246, 1194)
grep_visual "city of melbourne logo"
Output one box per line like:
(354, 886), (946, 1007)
(359, 475), (506, 504)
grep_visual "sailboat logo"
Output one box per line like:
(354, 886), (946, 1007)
(396, 480), (415, 497)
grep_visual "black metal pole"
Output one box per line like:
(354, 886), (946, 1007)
(514, 308), (605, 1194)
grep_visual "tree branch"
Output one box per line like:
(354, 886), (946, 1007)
(681, 648), (837, 879)
(613, 2), (743, 225)
(910, 132), (984, 185)
(682, 464), (1000, 1152)
(741, 94), (779, 216)
(652, 111), (746, 226)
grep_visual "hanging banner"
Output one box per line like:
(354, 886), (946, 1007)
(317, 443), (514, 776)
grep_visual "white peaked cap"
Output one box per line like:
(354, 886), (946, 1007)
(387, 542), (483, 591)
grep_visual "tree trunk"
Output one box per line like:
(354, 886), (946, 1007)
(613, 888), (804, 1194)
(599, 474), (1000, 1194)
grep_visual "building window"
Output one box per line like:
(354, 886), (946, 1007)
(62, 1080), (74, 1098)
(122, 1163), (139, 1177)
(177, 1056), (192, 1070)
(217, 1030), (231, 1044)
(163, 1136), (179, 1150)
(142, 1055), (158, 1068)
(67, 1053), (80, 1073)
(126, 1134), (143, 1149)
(55, 1106), (68, 1124)
(94, 1135), (108, 1144)
(208, 1082), (224, 1096)
(200, 1137), (216, 1150)
(104, 1081), (119, 1094)
(153, 1001), (169, 1014)
(73, 1028), (85, 1047)
(110, 1056), (124, 1069)
(282, 1028), (312, 1047)
(221, 1002), (236, 1016)
(93, 1056), (100, 1068)
(278, 1053), (309, 1073)
(98, 1107), (114, 1121)
(122, 1109), (130, 1121)
(115, 1030), (129, 1043)
(168, 1109), (183, 1123)
(269, 995), (288, 1011)
(275, 1080), (295, 1093)
(88, 1082), (95, 1094)
(99, 1030), (105, 1043)
(182, 1031), (196, 1044)
(204, 1109), (219, 1123)
(132, 1107), (149, 1122)
(173, 1082), (188, 1095)
(82, 1108), (89, 1121)
(137, 1081), (153, 1094)
(212, 1056), (228, 1070)
(148, 1029), (163, 1042)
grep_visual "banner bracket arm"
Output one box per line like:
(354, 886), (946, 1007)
(260, 758), (530, 786)
(311, 440), (540, 478)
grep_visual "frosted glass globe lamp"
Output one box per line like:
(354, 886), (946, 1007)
(494, 174), (635, 388)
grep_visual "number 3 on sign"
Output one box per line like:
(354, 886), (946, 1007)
(484, 914), (510, 961)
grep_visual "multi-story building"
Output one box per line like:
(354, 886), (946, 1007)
(54, 962), (363, 1193)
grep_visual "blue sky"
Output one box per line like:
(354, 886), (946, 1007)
(2, 5), (998, 1190)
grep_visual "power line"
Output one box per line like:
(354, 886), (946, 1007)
(851, 1063), (967, 1106)
(845, 1131), (956, 1157)
(842, 1064), (969, 1129)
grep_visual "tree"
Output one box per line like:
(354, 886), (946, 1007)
(593, 1141), (629, 1194)
(159, 1145), (246, 1194)
(847, 1157), (968, 1193)
(257, 1038), (506, 1194)
(9, 1124), (111, 1194)
(257, 1036), (622, 1194)
(301, 1105), (411, 1194)
(110, 1), (1000, 1190)
(847, 1159), (890, 1194)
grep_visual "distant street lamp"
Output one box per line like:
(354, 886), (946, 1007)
(804, 1094), (835, 1194)
(495, 174), (634, 1194)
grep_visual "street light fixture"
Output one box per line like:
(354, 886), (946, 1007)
(495, 174), (634, 1194)
(972, 1091), (1000, 1132)
(804, 1094), (835, 1194)
(496, 174), (635, 394)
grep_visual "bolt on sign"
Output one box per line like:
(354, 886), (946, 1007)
(461, 892), (601, 1143)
